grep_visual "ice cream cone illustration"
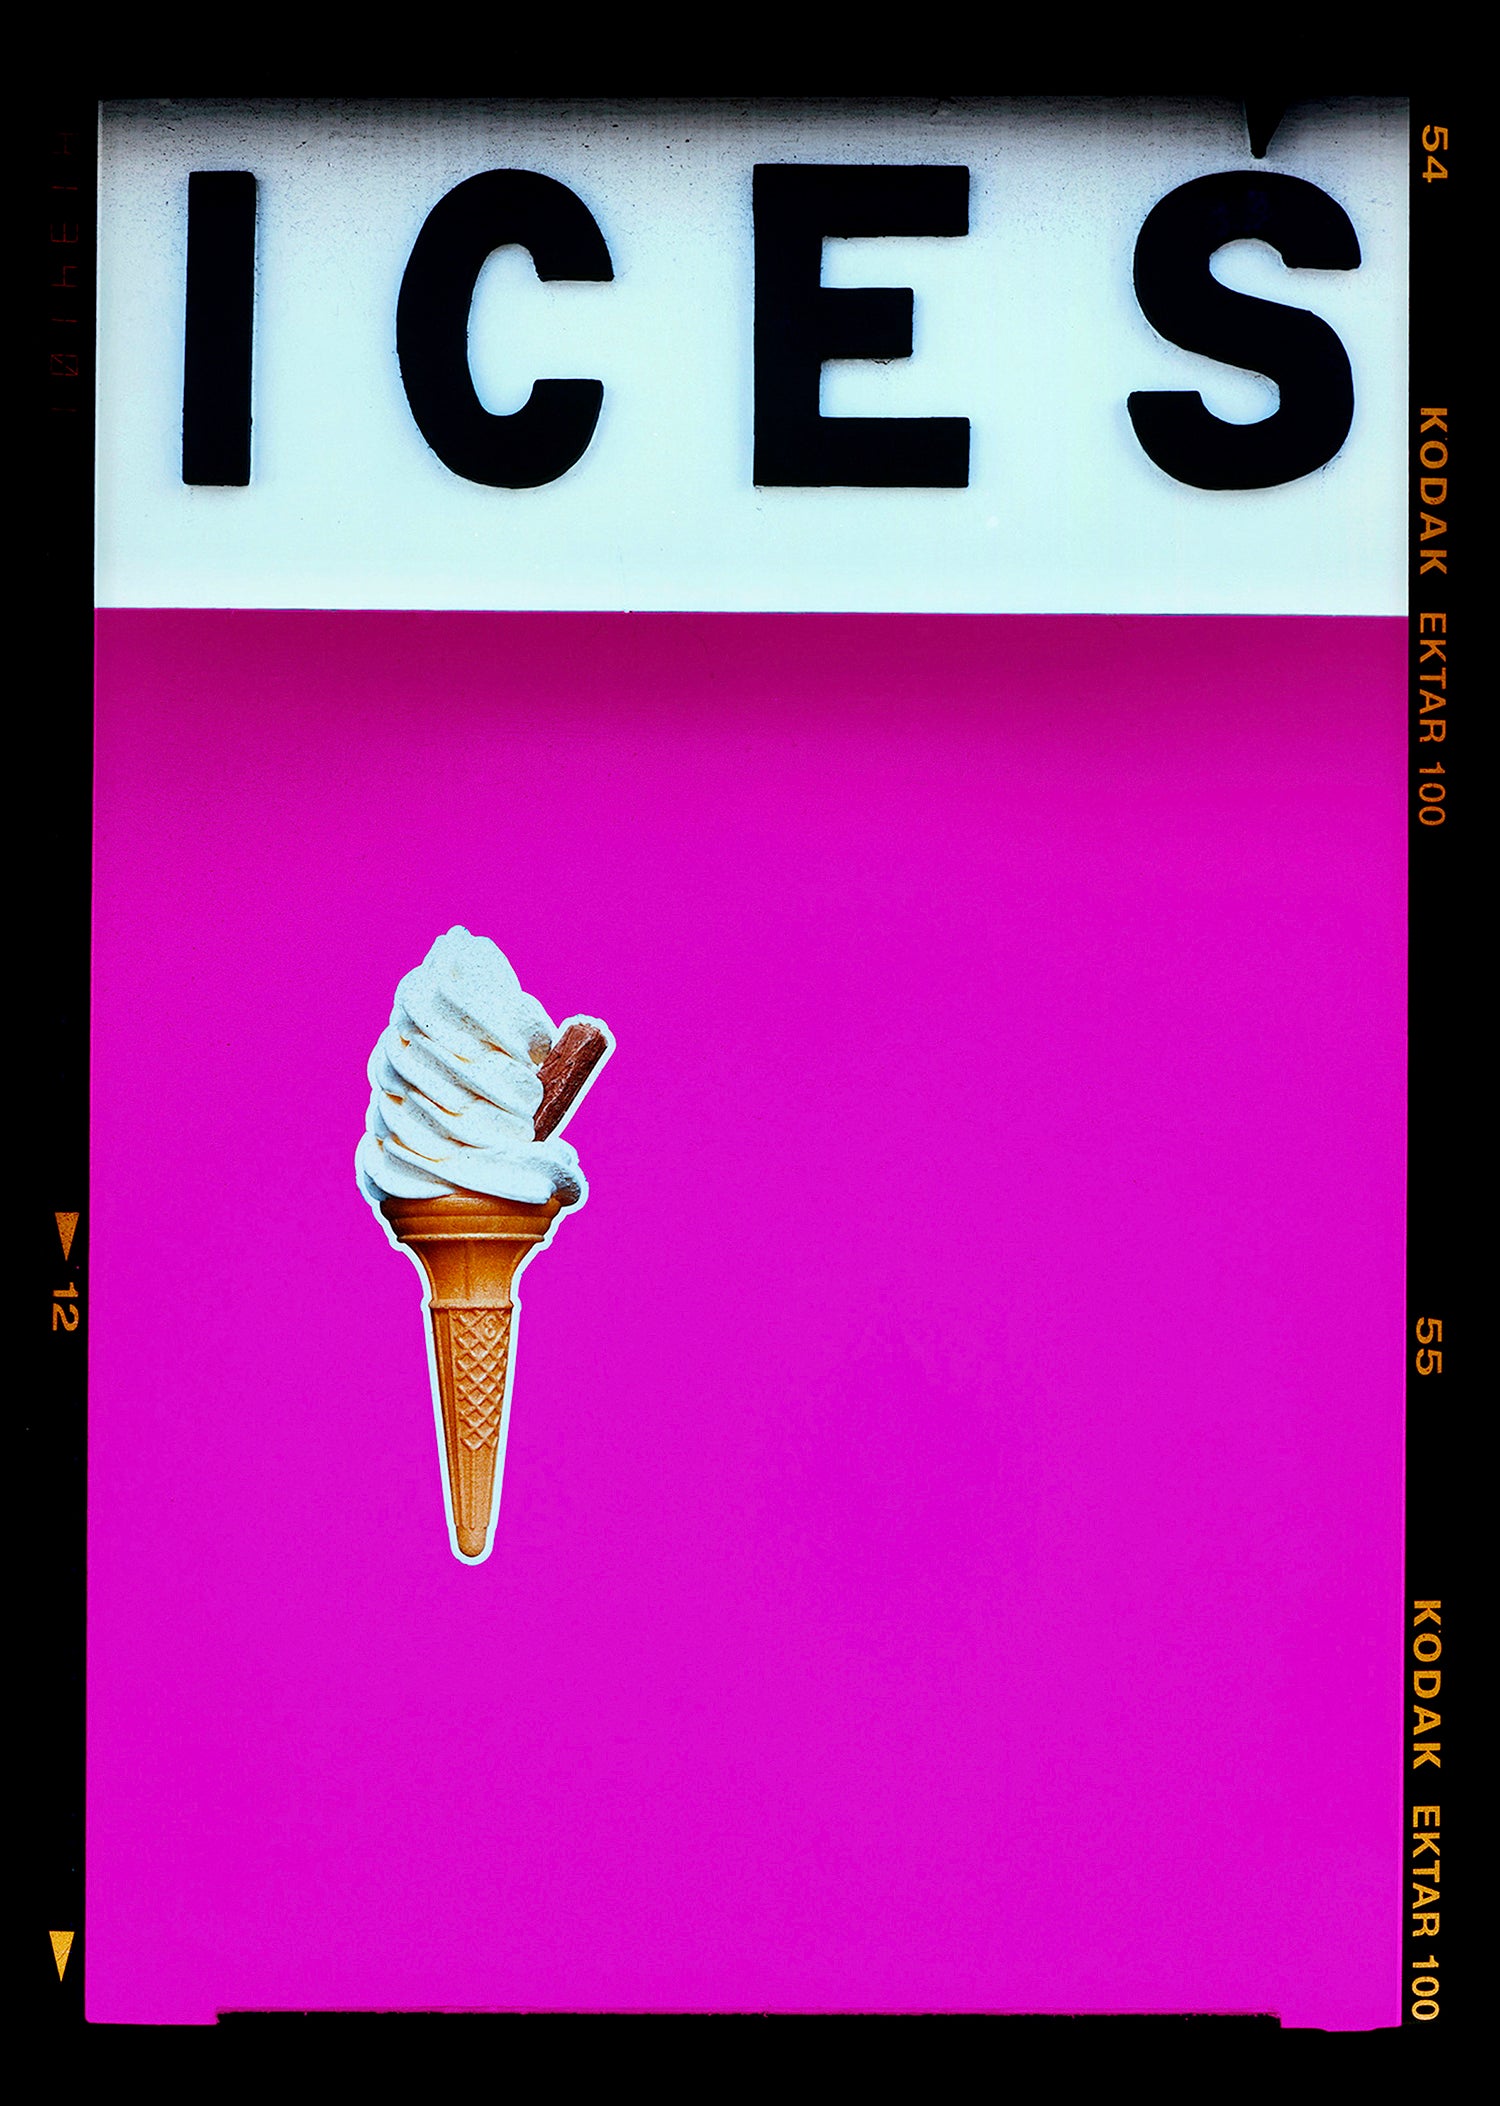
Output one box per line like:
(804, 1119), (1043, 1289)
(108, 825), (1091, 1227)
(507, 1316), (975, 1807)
(357, 930), (611, 1560)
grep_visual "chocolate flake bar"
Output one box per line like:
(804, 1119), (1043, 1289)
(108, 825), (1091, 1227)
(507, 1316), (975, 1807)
(534, 1019), (610, 1140)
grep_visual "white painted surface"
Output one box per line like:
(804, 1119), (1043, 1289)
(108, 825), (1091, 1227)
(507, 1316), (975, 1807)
(96, 97), (1408, 613)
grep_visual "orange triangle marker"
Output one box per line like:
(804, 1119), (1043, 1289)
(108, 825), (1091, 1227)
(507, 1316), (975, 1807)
(55, 1212), (79, 1262)
(49, 1930), (74, 1980)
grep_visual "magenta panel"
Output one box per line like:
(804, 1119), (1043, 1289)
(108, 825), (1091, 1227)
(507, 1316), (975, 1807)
(88, 611), (1405, 2026)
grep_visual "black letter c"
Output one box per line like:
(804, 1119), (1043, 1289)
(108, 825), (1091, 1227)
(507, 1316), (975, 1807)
(397, 170), (613, 489)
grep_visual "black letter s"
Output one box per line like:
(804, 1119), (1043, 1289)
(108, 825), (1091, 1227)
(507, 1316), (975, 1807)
(1127, 172), (1360, 491)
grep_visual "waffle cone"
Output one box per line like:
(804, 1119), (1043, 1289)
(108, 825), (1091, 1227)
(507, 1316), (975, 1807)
(382, 1191), (565, 1558)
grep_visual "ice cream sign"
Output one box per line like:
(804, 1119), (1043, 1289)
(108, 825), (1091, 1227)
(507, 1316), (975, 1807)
(97, 98), (1408, 616)
(183, 162), (1363, 494)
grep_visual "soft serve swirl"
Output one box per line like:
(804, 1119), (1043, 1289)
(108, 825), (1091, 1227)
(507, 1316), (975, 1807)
(356, 928), (585, 1207)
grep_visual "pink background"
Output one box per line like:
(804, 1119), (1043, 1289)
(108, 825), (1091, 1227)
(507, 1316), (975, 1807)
(89, 611), (1405, 2026)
